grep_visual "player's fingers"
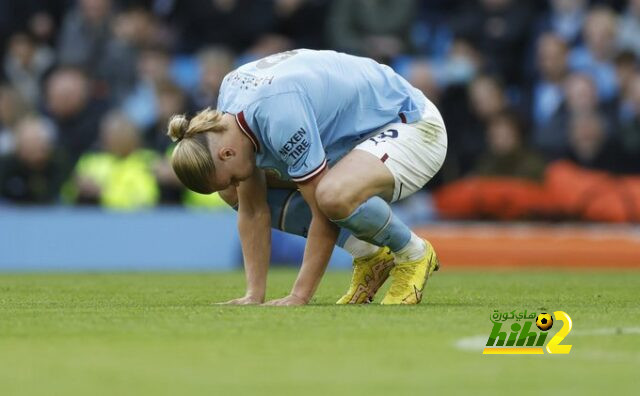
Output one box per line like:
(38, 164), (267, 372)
(237, 299), (260, 305)
(262, 299), (281, 306)
(213, 298), (242, 305)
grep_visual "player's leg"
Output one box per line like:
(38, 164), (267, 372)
(265, 188), (395, 304)
(219, 185), (394, 303)
(316, 112), (447, 304)
(218, 185), (361, 251)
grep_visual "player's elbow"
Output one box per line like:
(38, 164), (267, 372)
(315, 177), (355, 220)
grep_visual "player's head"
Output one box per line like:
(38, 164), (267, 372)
(167, 108), (255, 194)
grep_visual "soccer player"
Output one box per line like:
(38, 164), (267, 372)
(168, 49), (447, 305)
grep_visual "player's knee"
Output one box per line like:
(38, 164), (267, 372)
(218, 186), (238, 207)
(316, 178), (354, 219)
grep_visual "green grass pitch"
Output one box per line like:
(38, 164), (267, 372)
(1, 270), (639, 396)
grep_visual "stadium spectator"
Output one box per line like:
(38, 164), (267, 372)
(2, 32), (55, 106)
(191, 47), (234, 110)
(439, 37), (482, 87)
(25, 7), (59, 46)
(406, 59), (441, 105)
(473, 110), (546, 181)
(44, 66), (109, 168)
(463, 74), (508, 170)
(612, 51), (638, 125)
(429, 39), (484, 183)
(565, 111), (621, 173)
(121, 45), (172, 129)
(57, 0), (115, 70)
(145, 80), (188, 153)
(0, 85), (32, 156)
(272, 0), (329, 49)
(529, 33), (570, 129)
(65, 111), (160, 209)
(437, 73), (510, 181)
(327, 0), (416, 63)
(409, 1), (457, 59)
(0, 1), (69, 47)
(535, 0), (587, 47)
(0, 1), (58, 53)
(98, 6), (161, 102)
(568, 6), (619, 101)
(536, 73), (609, 157)
(453, 0), (534, 85)
(0, 116), (67, 204)
(618, 0), (640, 58)
(168, 0), (276, 53)
(618, 73), (640, 172)
(404, 36), (481, 92)
(143, 80), (190, 204)
(469, 74), (509, 131)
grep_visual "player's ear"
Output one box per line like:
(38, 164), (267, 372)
(218, 147), (235, 161)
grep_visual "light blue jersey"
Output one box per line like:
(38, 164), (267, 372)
(217, 49), (428, 182)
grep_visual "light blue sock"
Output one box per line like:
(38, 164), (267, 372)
(331, 196), (411, 252)
(238, 189), (352, 248)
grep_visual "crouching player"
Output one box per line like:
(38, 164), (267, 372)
(168, 49), (447, 305)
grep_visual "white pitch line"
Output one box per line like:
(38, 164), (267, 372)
(454, 327), (640, 352)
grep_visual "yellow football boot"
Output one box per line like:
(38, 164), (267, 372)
(380, 240), (440, 305)
(336, 247), (395, 304)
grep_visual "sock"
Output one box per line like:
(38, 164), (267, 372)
(235, 189), (382, 257)
(261, 189), (353, 250)
(342, 235), (380, 259)
(267, 189), (312, 237)
(392, 232), (426, 263)
(331, 196), (411, 252)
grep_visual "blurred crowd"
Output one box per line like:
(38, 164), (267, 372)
(0, 0), (639, 210)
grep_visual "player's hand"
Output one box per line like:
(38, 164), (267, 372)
(215, 295), (264, 305)
(262, 294), (308, 306)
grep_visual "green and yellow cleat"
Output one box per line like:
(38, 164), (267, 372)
(380, 240), (440, 305)
(336, 247), (395, 304)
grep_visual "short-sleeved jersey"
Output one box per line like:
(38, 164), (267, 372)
(217, 49), (428, 182)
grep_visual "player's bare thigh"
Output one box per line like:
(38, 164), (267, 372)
(315, 149), (395, 220)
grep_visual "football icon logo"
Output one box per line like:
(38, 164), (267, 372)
(536, 313), (553, 331)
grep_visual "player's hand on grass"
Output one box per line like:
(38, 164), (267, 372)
(215, 295), (264, 305)
(262, 294), (308, 306)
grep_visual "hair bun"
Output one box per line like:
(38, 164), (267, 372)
(167, 115), (189, 142)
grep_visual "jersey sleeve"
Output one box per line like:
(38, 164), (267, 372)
(253, 92), (327, 183)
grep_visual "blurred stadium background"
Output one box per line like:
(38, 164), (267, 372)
(1, 0), (640, 269)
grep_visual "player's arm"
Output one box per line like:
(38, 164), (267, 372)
(264, 169), (338, 306)
(293, 171), (339, 301)
(220, 167), (271, 304)
(251, 91), (335, 305)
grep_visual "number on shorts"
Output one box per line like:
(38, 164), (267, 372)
(368, 129), (399, 145)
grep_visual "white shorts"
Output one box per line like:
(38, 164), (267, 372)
(354, 101), (448, 202)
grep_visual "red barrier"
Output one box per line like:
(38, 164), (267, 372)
(433, 161), (640, 223)
(415, 223), (640, 268)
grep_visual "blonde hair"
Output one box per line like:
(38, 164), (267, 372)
(167, 108), (226, 194)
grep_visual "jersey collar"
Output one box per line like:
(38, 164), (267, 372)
(235, 111), (261, 153)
